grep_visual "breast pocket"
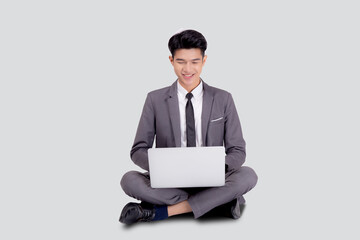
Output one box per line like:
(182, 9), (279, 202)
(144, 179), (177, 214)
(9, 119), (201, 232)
(208, 116), (225, 144)
(210, 116), (224, 125)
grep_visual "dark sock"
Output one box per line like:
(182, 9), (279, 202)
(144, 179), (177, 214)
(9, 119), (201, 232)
(152, 205), (168, 221)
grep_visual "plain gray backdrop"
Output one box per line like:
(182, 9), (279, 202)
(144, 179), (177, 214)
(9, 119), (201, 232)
(1, 0), (359, 239)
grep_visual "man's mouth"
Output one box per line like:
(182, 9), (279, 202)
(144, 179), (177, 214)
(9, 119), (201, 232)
(182, 74), (195, 79)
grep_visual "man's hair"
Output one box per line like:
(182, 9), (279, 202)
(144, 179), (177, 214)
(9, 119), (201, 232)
(168, 29), (207, 58)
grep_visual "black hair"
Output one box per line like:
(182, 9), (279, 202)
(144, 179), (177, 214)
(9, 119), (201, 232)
(168, 29), (207, 58)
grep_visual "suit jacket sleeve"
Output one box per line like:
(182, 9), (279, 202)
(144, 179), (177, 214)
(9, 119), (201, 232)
(130, 93), (155, 171)
(224, 93), (246, 171)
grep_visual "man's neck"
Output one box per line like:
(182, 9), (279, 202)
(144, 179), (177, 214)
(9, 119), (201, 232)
(178, 79), (201, 93)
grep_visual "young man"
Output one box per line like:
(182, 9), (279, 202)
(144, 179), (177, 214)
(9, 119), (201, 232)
(119, 30), (258, 225)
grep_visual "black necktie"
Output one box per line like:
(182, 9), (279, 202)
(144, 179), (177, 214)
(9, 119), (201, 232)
(186, 93), (196, 147)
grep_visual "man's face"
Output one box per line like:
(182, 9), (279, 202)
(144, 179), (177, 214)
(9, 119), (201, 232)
(169, 48), (207, 92)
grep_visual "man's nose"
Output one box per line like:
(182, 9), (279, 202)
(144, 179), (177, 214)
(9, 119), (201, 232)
(183, 62), (191, 72)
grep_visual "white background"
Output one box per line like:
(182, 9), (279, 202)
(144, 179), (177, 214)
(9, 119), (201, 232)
(1, 0), (359, 239)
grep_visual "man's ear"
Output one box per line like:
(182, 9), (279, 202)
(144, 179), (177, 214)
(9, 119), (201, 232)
(169, 56), (174, 66)
(202, 55), (207, 65)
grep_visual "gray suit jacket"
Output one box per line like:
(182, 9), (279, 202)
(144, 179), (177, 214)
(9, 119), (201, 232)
(130, 80), (246, 172)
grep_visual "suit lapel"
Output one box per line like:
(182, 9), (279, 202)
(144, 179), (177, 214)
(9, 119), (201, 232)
(166, 81), (181, 147)
(201, 81), (214, 146)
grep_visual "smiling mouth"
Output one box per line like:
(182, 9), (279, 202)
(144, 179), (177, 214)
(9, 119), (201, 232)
(182, 74), (195, 79)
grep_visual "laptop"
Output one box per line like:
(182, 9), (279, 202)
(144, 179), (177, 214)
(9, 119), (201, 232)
(148, 146), (225, 188)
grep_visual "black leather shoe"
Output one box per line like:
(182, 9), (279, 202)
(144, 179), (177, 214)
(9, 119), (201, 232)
(119, 202), (155, 225)
(202, 198), (245, 219)
(229, 198), (246, 219)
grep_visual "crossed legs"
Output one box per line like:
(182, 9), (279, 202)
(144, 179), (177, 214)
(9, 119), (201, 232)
(120, 166), (258, 219)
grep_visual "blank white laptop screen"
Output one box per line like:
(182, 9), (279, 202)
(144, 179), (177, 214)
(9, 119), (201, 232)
(148, 146), (225, 188)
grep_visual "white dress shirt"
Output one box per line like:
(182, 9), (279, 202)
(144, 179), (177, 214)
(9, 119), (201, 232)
(177, 80), (203, 147)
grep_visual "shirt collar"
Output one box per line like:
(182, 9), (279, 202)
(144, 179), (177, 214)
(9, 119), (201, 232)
(177, 80), (203, 100)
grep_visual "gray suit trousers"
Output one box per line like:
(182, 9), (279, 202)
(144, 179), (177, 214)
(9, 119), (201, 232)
(121, 166), (258, 218)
